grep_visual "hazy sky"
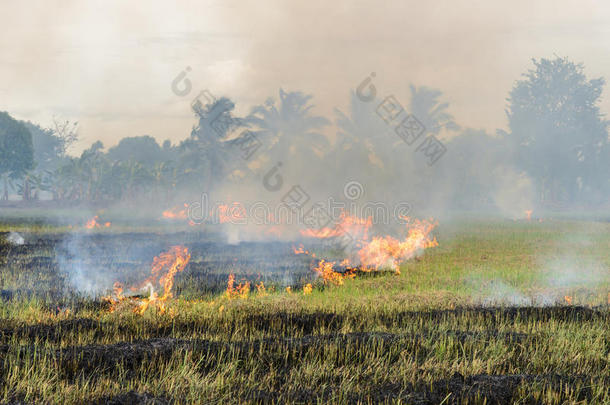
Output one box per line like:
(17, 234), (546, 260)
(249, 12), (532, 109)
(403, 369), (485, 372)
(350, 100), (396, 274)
(2, 0), (610, 153)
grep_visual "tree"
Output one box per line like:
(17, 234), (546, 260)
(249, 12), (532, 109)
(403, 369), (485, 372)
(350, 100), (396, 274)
(331, 91), (396, 202)
(0, 112), (34, 200)
(52, 118), (79, 156)
(408, 85), (460, 136)
(107, 135), (165, 167)
(246, 89), (330, 166)
(442, 129), (509, 209)
(506, 57), (609, 204)
(24, 122), (65, 171)
(181, 97), (241, 192)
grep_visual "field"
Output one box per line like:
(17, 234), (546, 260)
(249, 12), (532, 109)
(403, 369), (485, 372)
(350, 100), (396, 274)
(0, 214), (609, 404)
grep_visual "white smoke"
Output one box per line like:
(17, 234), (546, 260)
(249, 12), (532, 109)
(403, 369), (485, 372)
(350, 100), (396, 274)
(6, 232), (24, 245)
(56, 232), (123, 296)
(492, 167), (536, 219)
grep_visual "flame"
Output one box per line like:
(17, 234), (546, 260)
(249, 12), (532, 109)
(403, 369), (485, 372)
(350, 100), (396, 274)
(292, 244), (315, 257)
(104, 246), (190, 314)
(162, 204), (198, 226)
(218, 202), (246, 224)
(303, 283), (313, 295)
(226, 274), (250, 299)
(564, 295), (573, 305)
(103, 281), (125, 312)
(300, 211), (372, 240)
(357, 218), (438, 274)
(296, 213), (438, 283)
(525, 210), (533, 221)
(85, 216), (111, 229)
(162, 203), (188, 219)
(256, 281), (267, 296)
(293, 245), (306, 254)
(313, 259), (356, 285)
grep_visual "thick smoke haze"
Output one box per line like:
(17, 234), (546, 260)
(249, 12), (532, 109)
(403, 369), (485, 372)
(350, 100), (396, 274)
(2, 1), (610, 152)
(0, 1), (608, 297)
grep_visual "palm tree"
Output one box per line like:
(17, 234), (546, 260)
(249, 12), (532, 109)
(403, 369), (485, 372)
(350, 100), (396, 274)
(182, 97), (240, 193)
(408, 85), (460, 136)
(246, 89), (330, 164)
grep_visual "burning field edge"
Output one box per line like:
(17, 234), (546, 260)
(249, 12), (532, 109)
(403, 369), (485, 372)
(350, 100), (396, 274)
(0, 218), (608, 404)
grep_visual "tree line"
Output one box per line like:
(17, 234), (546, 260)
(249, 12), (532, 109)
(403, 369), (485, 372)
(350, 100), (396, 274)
(1, 56), (608, 210)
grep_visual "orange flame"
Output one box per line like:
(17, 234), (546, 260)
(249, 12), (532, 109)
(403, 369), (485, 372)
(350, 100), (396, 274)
(256, 281), (267, 296)
(292, 244), (315, 257)
(313, 259), (356, 285)
(564, 295), (573, 305)
(303, 283), (313, 295)
(226, 274), (250, 299)
(104, 246), (190, 314)
(357, 218), (438, 274)
(525, 210), (533, 221)
(85, 216), (111, 229)
(162, 203), (188, 219)
(103, 281), (125, 312)
(300, 211), (372, 240)
(218, 202), (246, 224)
(296, 213), (439, 283)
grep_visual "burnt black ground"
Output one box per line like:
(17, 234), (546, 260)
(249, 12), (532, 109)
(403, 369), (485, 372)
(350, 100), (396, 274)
(1, 231), (609, 403)
(0, 231), (315, 299)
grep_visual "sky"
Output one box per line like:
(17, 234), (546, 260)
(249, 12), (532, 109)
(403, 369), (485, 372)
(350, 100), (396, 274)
(2, 0), (610, 154)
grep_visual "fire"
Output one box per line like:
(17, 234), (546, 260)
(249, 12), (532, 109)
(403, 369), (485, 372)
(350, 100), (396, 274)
(218, 202), (246, 224)
(85, 215), (111, 229)
(256, 281), (267, 296)
(357, 218), (438, 274)
(113, 281), (124, 299)
(297, 213), (439, 283)
(313, 259), (356, 285)
(564, 295), (573, 305)
(162, 203), (188, 219)
(525, 210), (533, 221)
(293, 244), (315, 257)
(104, 246), (191, 314)
(293, 244), (306, 254)
(103, 282), (125, 312)
(226, 274), (250, 299)
(303, 283), (313, 295)
(300, 211), (372, 240)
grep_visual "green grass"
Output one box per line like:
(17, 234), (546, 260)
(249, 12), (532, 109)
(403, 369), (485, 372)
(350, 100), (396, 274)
(0, 215), (608, 403)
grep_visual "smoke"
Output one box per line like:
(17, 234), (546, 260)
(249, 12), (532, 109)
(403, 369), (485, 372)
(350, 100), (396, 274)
(492, 167), (536, 219)
(55, 232), (120, 296)
(473, 225), (609, 307)
(538, 227), (608, 293)
(479, 279), (531, 307)
(6, 232), (24, 245)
